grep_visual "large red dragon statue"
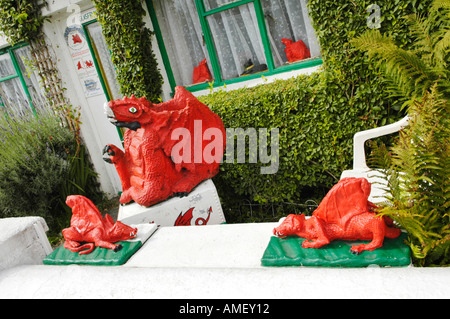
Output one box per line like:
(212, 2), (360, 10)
(63, 195), (138, 255)
(103, 86), (226, 207)
(273, 177), (401, 255)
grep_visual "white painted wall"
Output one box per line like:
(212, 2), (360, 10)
(38, 1), (123, 196)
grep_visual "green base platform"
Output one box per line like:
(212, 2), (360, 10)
(43, 241), (142, 266)
(43, 224), (157, 266)
(261, 233), (411, 268)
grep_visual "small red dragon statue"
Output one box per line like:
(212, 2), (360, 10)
(103, 86), (226, 207)
(63, 195), (138, 255)
(273, 178), (401, 255)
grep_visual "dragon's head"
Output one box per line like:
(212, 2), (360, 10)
(105, 95), (152, 131)
(109, 219), (138, 242)
(273, 214), (306, 238)
(66, 195), (101, 217)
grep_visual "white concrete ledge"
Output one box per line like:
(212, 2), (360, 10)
(0, 217), (52, 271)
(1, 263), (449, 299)
(1, 221), (449, 299)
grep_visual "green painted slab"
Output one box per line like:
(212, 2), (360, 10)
(261, 233), (411, 268)
(43, 241), (142, 266)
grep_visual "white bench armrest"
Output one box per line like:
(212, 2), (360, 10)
(353, 116), (409, 170)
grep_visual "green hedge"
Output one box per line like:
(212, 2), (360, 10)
(0, 0), (47, 45)
(201, 71), (390, 221)
(200, 0), (431, 222)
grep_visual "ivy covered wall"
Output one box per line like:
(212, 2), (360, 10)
(93, 0), (163, 102)
(308, 0), (433, 119)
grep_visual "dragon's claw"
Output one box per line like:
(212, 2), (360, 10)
(103, 145), (116, 156)
(102, 145), (116, 164)
(173, 192), (189, 198)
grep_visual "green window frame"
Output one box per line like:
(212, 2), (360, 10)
(0, 43), (38, 116)
(146, 0), (323, 95)
(82, 19), (115, 103)
(82, 18), (124, 141)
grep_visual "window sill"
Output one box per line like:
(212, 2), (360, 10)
(183, 57), (323, 96)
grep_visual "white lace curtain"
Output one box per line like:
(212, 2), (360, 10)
(0, 48), (46, 117)
(207, 2), (266, 80)
(86, 22), (122, 101)
(14, 46), (49, 111)
(262, 0), (321, 67)
(153, 0), (321, 86)
(153, 0), (209, 86)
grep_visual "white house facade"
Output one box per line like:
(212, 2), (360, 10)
(0, 0), (322, 196)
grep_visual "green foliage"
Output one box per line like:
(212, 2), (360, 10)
(0, 0), (48, 45)
(93, 0), (163, 102)
(0, 108), (103, 236)
(201, 71), (391, 222)
(370, 86), (449, 266)
(357, 0), (450, 266)
(351, 1), (449, 106)
(308, 0), (433, 113)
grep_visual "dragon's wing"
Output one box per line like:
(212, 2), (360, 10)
(157, 87), (226, 171)
(174, 207), (195, 226)
(313, 178), (372, 228)
(67, 195), (105, 230)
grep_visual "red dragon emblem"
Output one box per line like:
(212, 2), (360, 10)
(174, 207), (212, 226)
(72, 33), (83, 44)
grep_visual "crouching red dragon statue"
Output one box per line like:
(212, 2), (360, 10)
(63, 195), (138, 255)
(103, 86), (226, 207)
(273, 177), (401, 255)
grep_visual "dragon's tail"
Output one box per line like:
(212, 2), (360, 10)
(64, 242), (95, 255)
(76, 243), (95, 255)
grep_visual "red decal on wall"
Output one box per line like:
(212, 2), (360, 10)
(72, 34), (83, 44)
(174, 207), (212, 226)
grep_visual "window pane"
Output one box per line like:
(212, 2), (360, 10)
(86, 22), (121, 101)
(207, 2), (267, 80)
(204, 0), (242, 11)
(13, 46), (49, 111)
(262, 0), (321, 67)
(153, 0), (213, 86)
(0, 77), (31, 116)
(0, 53), (17, 78)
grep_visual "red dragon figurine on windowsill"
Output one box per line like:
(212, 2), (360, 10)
(273, 177), (401, 255)
(103, 86), (226, 208)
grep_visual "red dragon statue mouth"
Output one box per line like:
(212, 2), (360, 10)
(104, 102), (142, 131)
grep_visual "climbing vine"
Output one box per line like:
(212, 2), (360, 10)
(0, 0), (80, 136)
(0, 0), (48, 46)
(93, 0), (163, 102)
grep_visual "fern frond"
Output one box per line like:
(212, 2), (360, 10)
(405, 13), (433, 62)
(431, 0), (450, 12)
(352, 30), (435, 99)
(433, 29), (450, 67)
(351, 29), (397, 58)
